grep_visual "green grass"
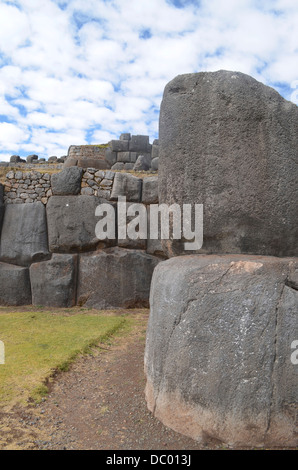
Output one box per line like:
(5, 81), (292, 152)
(0, 310), (129, 407)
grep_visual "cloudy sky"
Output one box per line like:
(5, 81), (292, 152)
(0, 0), (297, 161)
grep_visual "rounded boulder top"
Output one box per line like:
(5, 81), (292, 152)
(159, 70), (298, 258)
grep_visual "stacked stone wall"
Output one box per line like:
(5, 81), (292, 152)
(0, 167), (163, 310)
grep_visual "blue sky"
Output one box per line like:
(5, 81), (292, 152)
(0, 0), (297, 161)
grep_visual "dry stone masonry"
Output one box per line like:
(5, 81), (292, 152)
(63, 134), (159, 172)
(145, 70), (298, 448)
(0, 166), (162, 309)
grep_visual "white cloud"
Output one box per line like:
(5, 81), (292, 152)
(0, 122), (29, 149)
(0, 0), (297, 160)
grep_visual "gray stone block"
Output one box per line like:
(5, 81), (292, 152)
(63, 157), (78, 168)
(142, 176), (158, 204)
(118, 202), (147, 250)
(110, 172), (142, 202)
(146, 209), (166, 258)
(130, 152), (138, 163)
(111, 162), (125, 170)
(26, 154), (38, 163)
(0, 262), (31, 305)
(159, 71), (298, 257)
(117, 152), (131, 163)
(51, 166), (83, 195)
(110, 140), (129, 152)
(105, 148), (117, 167)
(77, 157), (111, 170)
(120, 133), (131, 141)
(47, 195), (115, 253)
(0, 202), (50, 267)
(30, 254), (78, 307)
(145, 254), (298, 448)
(77, 247), (160, 309)
(129, 135), (150, 152)
(151, 144), (159, 160)
(124, 163), (135, 170)
(10, 155), (23, 163)
(150, 157), (159, 171)
(133, 154), (151, 171)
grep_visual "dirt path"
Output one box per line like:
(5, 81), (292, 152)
(0, 311), (212, 451)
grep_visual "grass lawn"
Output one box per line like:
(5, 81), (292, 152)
(0, 308), (131, 407)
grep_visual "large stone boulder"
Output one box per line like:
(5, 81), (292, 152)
(159, 71), (298, 257)
(30, 254), (78, 307)
(77, 247), (160, 309)
(51, 167), (83, 195)
(145, 254), (298, 448)
(0, 262), (31, 305)
(0, 202), (50, 266)
(47, 196), (114, 253)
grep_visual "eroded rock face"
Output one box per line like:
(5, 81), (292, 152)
(159, 71), (298, 257)
(0, 202), (50, 266)
(77, 247), (160, 309)
(0, 262), (31, 305)
(51, 166), (83, 195)
(145, 255), (298, 448)
(46, 196), (115, 253)
(30, 254), (78, 308)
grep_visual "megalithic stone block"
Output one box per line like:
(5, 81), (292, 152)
(0, 202), (50, 267)
(51, 166), (84, 195)
(129, 135), (150, 152)
(0, 262), (31, 305)
(110, 172), (142, 202)
(47, 195), (116, 253)
(77, 247), (160, 309)
(158, 71), (298, 257)
(30, 254), (78, 307)
(145, 254), (298, 448)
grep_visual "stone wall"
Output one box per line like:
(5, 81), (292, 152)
(0, 166), (163, 309)
(63, 134), (159, 172)
(65, 145), (108, 170)
(2, 168), (159, 208)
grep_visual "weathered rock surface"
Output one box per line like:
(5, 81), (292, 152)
(47, 196), (113, 253)
(51, 166), (83, 195)
(145, 254), (298, 448)
(150, 157), (159, 171)
(133, 154), (151, 171)
(30, 254), (78, 307)
(77, 247), (160, 309)
(117, 202), (147, 250)
(26, 154), (38, 163)
(110, 172), (142, 202)
(0, 202), (50, 266)
(0, 262), (31, 305)
(142, 176), (159, 204)
(159, 71), (298, 257)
